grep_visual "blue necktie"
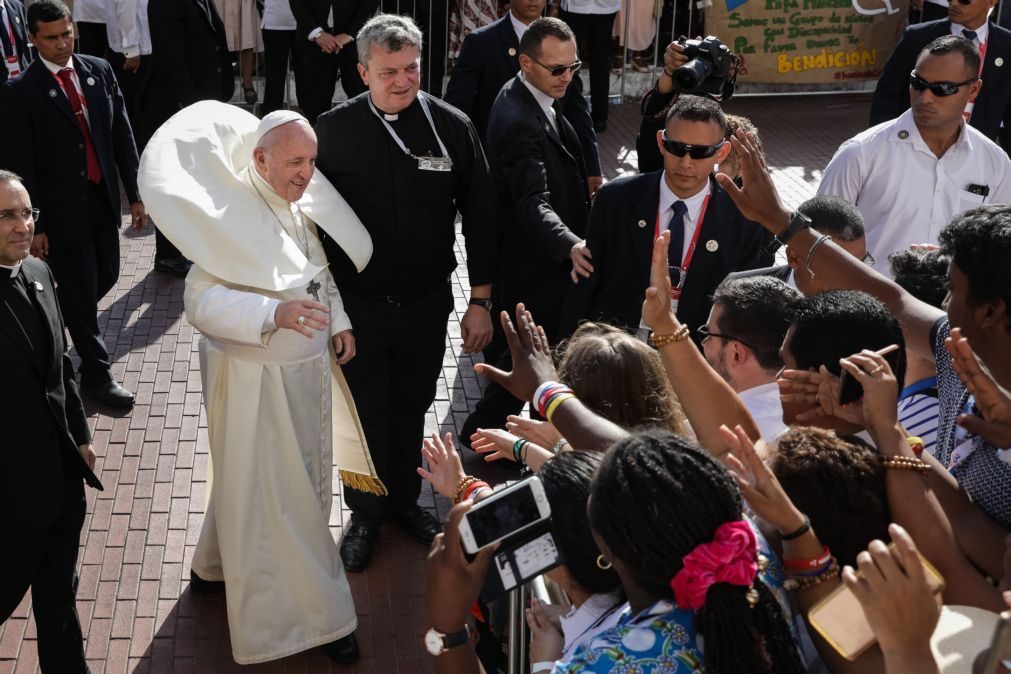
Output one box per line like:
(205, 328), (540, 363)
(667, 200), (688, 285)
(962, 29), (978, 43)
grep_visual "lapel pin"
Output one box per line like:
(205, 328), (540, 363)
(996, 57), (1005, 67)
(33, 281), (44, 292)
(49, 89), (58, 98)
(705, 239), (719, 252)
(544, 122), (551, 133)
(508, 47), (517, 56)
(898, 130), (909, 139)
(14, 16), (21, 23)
(86, 77), (96, 86)
(637, 219), (647, 228)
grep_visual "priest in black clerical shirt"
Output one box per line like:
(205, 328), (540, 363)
(314, 13), (498, 572)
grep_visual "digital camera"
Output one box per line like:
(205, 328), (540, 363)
(674, 35), (738, 99)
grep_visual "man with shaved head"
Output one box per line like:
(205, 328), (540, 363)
(139, 104), (377, 665)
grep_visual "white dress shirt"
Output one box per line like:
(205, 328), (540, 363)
(657, 175), (712, 264)
(261, 0), (297, 31)
(509, 10), (527, 42)
(950, 20), (989, 45)
(817, 108), (1011, 273)
(738, 381), (788, 443)
(520, 72), (559, 133)
(105, 0), (151, 58)
(72, 0), (107, 24)
(40, 56), (92, 126)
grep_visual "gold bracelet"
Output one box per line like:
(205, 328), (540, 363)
(784, 559), (840, 592)
(883, 457), (930, 473)
(649, 326), (691, 347)
(453, 476), (478, 505)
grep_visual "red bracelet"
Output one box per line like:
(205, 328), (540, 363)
(784, 546), (832, 572)
(463, 481), (490, 502)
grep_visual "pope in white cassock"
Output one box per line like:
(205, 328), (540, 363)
(138, 102), (382, 665)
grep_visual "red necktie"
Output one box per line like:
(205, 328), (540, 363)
(56, 68), (102, 184)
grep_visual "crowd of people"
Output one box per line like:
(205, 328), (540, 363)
(2, 0), (1011, 671)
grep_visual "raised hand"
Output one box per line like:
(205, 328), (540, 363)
(642, 231), (681, 334)
(417, 433), (467, 500)
(474, 303), (558, 403)
(470, 427), (522, 463)
(714, 131), (791, 235)
(505, 415), (562, 449)
(779, 365), (865, 427)
(946, 328), (1011, 449)
(838, 345), (902, 439)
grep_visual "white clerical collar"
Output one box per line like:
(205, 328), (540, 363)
(509, 10), (528, 42)
(1, 260), (22, 278)
(950, 20), (989, 44)
(519, 72), (557, 121)
(41, 55), (74, 76)
(658, 173), (712, 225)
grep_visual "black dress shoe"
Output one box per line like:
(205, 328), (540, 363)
(322, 633), (360, 664)
(154, 257), (192, 278)
(395, 505), (441, 545)
(340, 522), (380, 572)
(82, 380), (135, 409)
(189, 569), (225, 594)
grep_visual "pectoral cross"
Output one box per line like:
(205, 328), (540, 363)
(306, 280), (321, 302)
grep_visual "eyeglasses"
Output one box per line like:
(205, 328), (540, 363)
(696, 324), (758, 351)
(909, 71), (979, 97)
(660, 134), (725, 159)
(862, 251), (876, 266)
(0, 208), (40, 223)
(531, 58), (582, 77)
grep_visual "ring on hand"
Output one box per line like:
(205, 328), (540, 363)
(297, 315), (306, 326)
(870, 365), (883, 374)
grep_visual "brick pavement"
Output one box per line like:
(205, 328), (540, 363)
(0, 93), (872, 674)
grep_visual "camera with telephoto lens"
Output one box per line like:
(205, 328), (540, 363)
(674, 35), (739, 99)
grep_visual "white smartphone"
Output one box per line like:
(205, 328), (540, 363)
(458, 477), (551, 555)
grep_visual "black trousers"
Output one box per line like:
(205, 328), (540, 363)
(0, 476), (88, 674)
(561, 10), (615, 126)
(340, 285), (453, 523)
(75, 21), (108, 58)
(46, 182), (117, 385)
(262, 29), (299, 116)
(294, 36), (367, 125)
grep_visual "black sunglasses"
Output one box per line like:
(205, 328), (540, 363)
(909, 71), (979, 97)
(696, 324), (758, 351)
(532, 58), (582, 77)
(660, 134), (725, 159)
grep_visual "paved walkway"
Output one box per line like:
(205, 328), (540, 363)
(0, 93), (872, 674)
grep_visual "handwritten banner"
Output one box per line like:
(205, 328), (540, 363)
(705, 0), (909, 83)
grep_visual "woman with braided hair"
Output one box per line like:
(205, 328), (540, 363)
(562, 429), (806, 674)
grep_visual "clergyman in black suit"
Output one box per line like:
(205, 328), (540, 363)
(443, 0), (603, 190)
(0, 0), (145, 408)
(870, 0), (1011, 151)
(0, 170), (103, 673)
(461, 18), (591, 436)
(559, 95), (772, 341)
(288, 0), (377, 123)
(141, 0), (235, 276)
(0, 0), (32, 84)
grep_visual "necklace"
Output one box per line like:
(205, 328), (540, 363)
(250, 173), (312, 258)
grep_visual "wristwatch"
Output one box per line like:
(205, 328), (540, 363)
(469, 298), (493, 311)
(424, 625), (470, 656)
(776, 210), (812, 246)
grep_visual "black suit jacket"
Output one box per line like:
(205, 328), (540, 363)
(560, 172), (773, 338)
(0, 56), (141, 245)
(487, 76), (590, 335)
(141, 0), (234, 135)
(1, 258), (102, 527)
(0, 0), (32, 84)
(870, 19), (1011, 149)
(288, 0), (378, 42)
(444, 14), (601, 176)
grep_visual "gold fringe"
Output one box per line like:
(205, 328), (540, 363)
(340, 470), (388, 496)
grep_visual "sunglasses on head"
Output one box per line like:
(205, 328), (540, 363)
(660, 134), (725, 159)
(909, 71), (979, 96)
(532, 58), (582, 77)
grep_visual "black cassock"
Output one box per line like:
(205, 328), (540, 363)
(315, 92), (498, 521)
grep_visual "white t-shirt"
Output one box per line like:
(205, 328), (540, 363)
(72, 0), (107, 24)
(817, 109), (1011, 273)
(560, 0), (622, 15)
(261, 0), (297, 31)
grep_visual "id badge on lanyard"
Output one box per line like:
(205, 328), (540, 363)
(369, 92), (454, 173)
(664, 195), (710, 317)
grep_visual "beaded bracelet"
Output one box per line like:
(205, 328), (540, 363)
(883, 456), (930, 473)
(906, 436), (925, 458)
(649, 326), (691, 348)
(784, 559), (839, 592)
(784, 546), (832, 572)
(453, 476), (479, 505)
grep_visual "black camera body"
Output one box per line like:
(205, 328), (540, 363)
(675, 35), (738, 99)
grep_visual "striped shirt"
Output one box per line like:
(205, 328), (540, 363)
(898, 377), (940, 456)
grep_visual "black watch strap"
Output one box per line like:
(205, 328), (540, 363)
(443, 628), (469, 650)
(469, 298), (493, 311)
(777, 210), (812, 246)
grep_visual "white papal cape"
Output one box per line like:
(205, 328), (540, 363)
(138, 102), (379, 664)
